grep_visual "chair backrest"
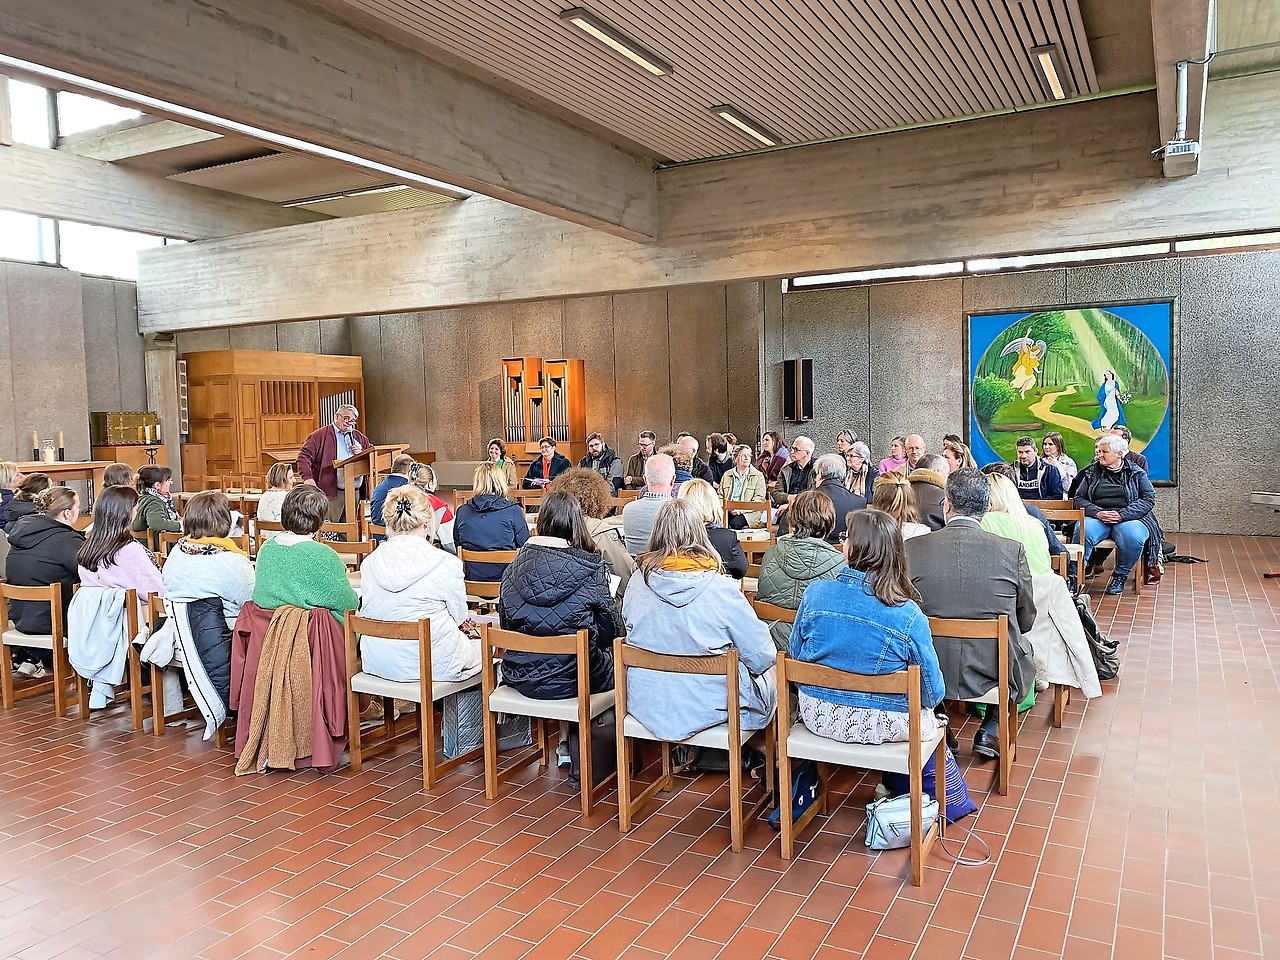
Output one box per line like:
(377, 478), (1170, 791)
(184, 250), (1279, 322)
(319, 520), (362, 542)
(143, 592), (164, 630)
(517, 490), (544, 511)
(454, 490), (476, 509)
(71, 515), (93, 531)
(1025, 499), (1074, 511)
(926, 615), (1009, 698)
(253, 518), (291, 553)
(751, 598), (797, 625)
(480, 625), (591, 709)
(458, 548), (518, 599)
(333, 540), (376, 570)
(0, 580), (64, 640)
(345, 610), (430, 686)
(614, 489), (640, 502)
(613, 636), (741, 741)
(724, 500), (772, 535)
(1037, 506), (1086, 551)
(159, 531), (183, 555)
(362, 518), (387, 541)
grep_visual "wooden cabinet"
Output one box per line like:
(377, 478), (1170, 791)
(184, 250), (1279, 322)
(182, 349), (363, 478)
(90, 444), (169, 473)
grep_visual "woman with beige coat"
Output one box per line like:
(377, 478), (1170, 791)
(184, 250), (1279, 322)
(718, 445), (768, 529)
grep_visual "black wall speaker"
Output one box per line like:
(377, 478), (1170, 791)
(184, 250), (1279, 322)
(783, 358), (813, 423)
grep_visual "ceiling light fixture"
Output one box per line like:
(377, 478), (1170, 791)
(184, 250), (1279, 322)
(559, 8), (672, 76)
(281, 184), (411, 207)
(1031, 45), (1068, 101)
(710, 105), (779, 147)
(0, 53), (469, 198)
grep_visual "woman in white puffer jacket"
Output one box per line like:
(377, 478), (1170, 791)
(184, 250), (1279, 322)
(358, 486), (481, 683)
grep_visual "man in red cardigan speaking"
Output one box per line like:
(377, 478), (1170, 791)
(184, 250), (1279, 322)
(296, 404), (371, 522)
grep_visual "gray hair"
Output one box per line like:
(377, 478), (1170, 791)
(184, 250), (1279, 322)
(918, 453), (948, 473)
(732, 444), (753, 460)
(1096, 434), (1129, 455)
(945, 468), (990, 518)
(335, 403), (359, 417)
(792, 435), (815, 453)
(814, 453), (847, 482)
(849, 441), (871, 462)
(644, 452), (675, 487)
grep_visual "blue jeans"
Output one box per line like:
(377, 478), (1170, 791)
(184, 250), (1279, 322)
(1083, 518), (1149, 579)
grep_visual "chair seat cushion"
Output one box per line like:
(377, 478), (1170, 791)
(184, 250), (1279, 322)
(1064, 543), (1085, 558)
(787, 720), (944, 775)
(488, 685), (614, 722)
(967, 685), (1002, 705)
(622, 714), (735, 749)
(2, 629), (54, 651)
(1096, 538), (1116, 548)
(352, 670), (481, 703)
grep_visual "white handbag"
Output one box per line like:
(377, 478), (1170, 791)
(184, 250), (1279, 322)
(864, 793), (939, 850)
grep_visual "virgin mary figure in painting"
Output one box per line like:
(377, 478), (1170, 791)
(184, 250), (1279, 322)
(1091, 369), (1127, 431)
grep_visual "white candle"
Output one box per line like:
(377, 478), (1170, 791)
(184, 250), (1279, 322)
(57, 431), (64, 448)
(145, 425), (152, 442)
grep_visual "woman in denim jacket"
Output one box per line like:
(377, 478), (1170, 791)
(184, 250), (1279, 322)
(790, 509), (945, 744)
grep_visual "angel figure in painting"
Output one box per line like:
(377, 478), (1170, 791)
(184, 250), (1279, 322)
(1001, 327), (1047, 400)
(1091, 369), (1128, 432)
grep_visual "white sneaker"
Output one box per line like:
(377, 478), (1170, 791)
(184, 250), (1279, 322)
(14, 661), (39, 678)
(1034, 678), (1050, 693)
(28, 664), (48, 679)
(556, 742), (572, 768)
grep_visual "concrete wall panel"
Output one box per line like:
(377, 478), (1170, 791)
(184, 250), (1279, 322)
(563, 296), (617, 445)
(668, 284), (728, 443)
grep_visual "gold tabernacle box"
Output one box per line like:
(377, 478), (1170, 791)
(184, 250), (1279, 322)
(89, 411), (162, 446)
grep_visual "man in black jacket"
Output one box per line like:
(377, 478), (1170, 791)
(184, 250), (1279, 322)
(676, 434), (715, 483)
(809, 454), (864, 543)
(578, 433), (624, 492)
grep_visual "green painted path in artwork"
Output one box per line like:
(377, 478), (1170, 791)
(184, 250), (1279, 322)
(1028, 384), (1149, 453)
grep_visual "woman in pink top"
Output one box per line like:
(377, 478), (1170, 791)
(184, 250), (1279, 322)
(877, 436), (909, 475)
(78, 486), (166, 709)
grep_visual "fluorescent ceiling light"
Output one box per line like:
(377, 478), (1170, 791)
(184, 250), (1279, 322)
(281, 184), (412, 207)
(967, 242), (1169, 272)
(559, 8), (671, 76)
(1175, 231), (1280, 252)
(790, 262), (964, 288)
(1031, 45), (1068, 101)
(0, 53), (469, 198)
(710, 105), (779, 147)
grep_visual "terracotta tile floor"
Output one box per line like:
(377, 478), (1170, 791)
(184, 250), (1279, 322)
(2, 533), (1277, 960)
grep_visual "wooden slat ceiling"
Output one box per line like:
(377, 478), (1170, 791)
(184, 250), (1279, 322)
(314, 0), (1100, 163)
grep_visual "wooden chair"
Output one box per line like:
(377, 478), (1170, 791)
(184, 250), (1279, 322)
(344, 612), (483, 790)
(741, 562), (762, 598)
(481, 625), (616, 818)
(124, 589), (154, 732)
(614, 637), (776, 853)
(517, 490), (544, 512)
(453, 490), (476, 510)
(613, 489), (640, 502)
(252, 519), (291, 554)
(776, 655), (946, 885)
(362, 517), (388, 541)
(724, 499), (772, 535)
(71, 515), (93, 532)
(458, 548), (518, 608)
(0, 581), (78, 718)
(751, 597), (797, 630)
(319, 519), (362, 543)
(928, 615), (1014, 795)
(333, 540), (376, 570)
(157, 531), (251, 557)
(139, 594), (208, 738)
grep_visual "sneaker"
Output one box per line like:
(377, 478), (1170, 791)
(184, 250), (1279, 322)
(28, 664), (48, 679)
(1105, 574), (1126, 595)
(556, 742), (572, 769)
(1034, 678), (1050, 693)
(14, 661), (39, 678)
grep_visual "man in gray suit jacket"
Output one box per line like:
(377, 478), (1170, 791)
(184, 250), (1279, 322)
(905, 468), (1037, 761)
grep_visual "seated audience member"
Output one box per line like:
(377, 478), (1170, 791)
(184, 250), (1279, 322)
(370, 454), (418, 533)
(550, 468), (636, 602)
(622, 500), (776, 742)
(870, 472), (931, 541)
(834, 429), (857, 457)
(78, 485), (166, 708)
(719, 444), (768, 529)
(408, 463), (455, 551)
(770, 436), (816, 508)
(5, 473), (51, 534)
(754, 490), (844, 650)
(1012, 436), (1064, 501)
(102, 463), (133, 489)
(622, 454), (675, 555)
(661, 443), (695, 495)
(809, 453), (863, 541)
(498, 490), (622, 700)
(162, 492), (254, 630)
(905, 469), (1037, 761)
(908, 453), (950, 531)
(578, 433), (624, 492)
(942, 438), (977, 472)
(251, 486), (358, 622)
(624, 432), (658, 490)
(453, 463), (530, 581)
(676, 434), (715, 484)
(0, 461), (21, 527)
(523, 436), (572, 489)
(878, 436), (908, 475)
(1041, 432), (1078, 487)
(1074, 434), (1161, 595)
(791, 509), (946, 743)
(981, 463), (1070, 573)
(358, 486), (480, 684)
(904, 435), (928, 472)
(705, 433), (734, 485)
(844, 442), (878, 503)
(256, 463), (294, 526)
(131, 465), (183, 550)
(678, 479), (748, 579)
(1111, 426), (1148, 472)
(486, 437), (519, 491)
(5, 486), (83, 675)
(756, 431), (789, 490)
(982, 475), (1102, 698)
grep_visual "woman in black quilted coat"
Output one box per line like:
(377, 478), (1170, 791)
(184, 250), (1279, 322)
(497, 491), (622, 701)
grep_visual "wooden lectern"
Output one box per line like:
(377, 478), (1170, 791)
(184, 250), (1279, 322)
(334, 445), (408, 523)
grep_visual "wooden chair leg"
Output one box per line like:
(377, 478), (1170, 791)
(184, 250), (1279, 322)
(421, 701), (435, 792)
(1052, 684), (1069, 729)
(579, 719), (594, 819)
(0, 644), (14, 710)
(909, 755), (925, 888)
(616, 723), (632, 833)
(51, 644), (69, 719)
(728, 746), (744, 854)
(128, 645), (145, 731)
(482, 697), (501, 801)
(347, 685), (363, 774)
(779, 744), (795, 861)
(150, 663), (165, 736)
(996, 700), (1011, 796)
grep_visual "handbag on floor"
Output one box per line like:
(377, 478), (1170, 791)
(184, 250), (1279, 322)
(566, 707), (617, 788)
(442, 688), (532, 758)
(768, 759), (821, 831)
(1074, 594), (1120, 681)
(865, 793), (940, 850)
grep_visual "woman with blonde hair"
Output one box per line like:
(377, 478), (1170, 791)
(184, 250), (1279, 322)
(869, 472), (930, 541)
(983, 473), (1102, 701)
(877, 436), (909, 475)
(677, 478), (747, 578)
(359, 485), (480, 683)
(622, 500), (776, 742)
(719, 444), (768, 529)
(0, 461), (22, 528)
(256, 462), (295, 526)
(941, 438), (977, 472)
(452, 461), (529, 581)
